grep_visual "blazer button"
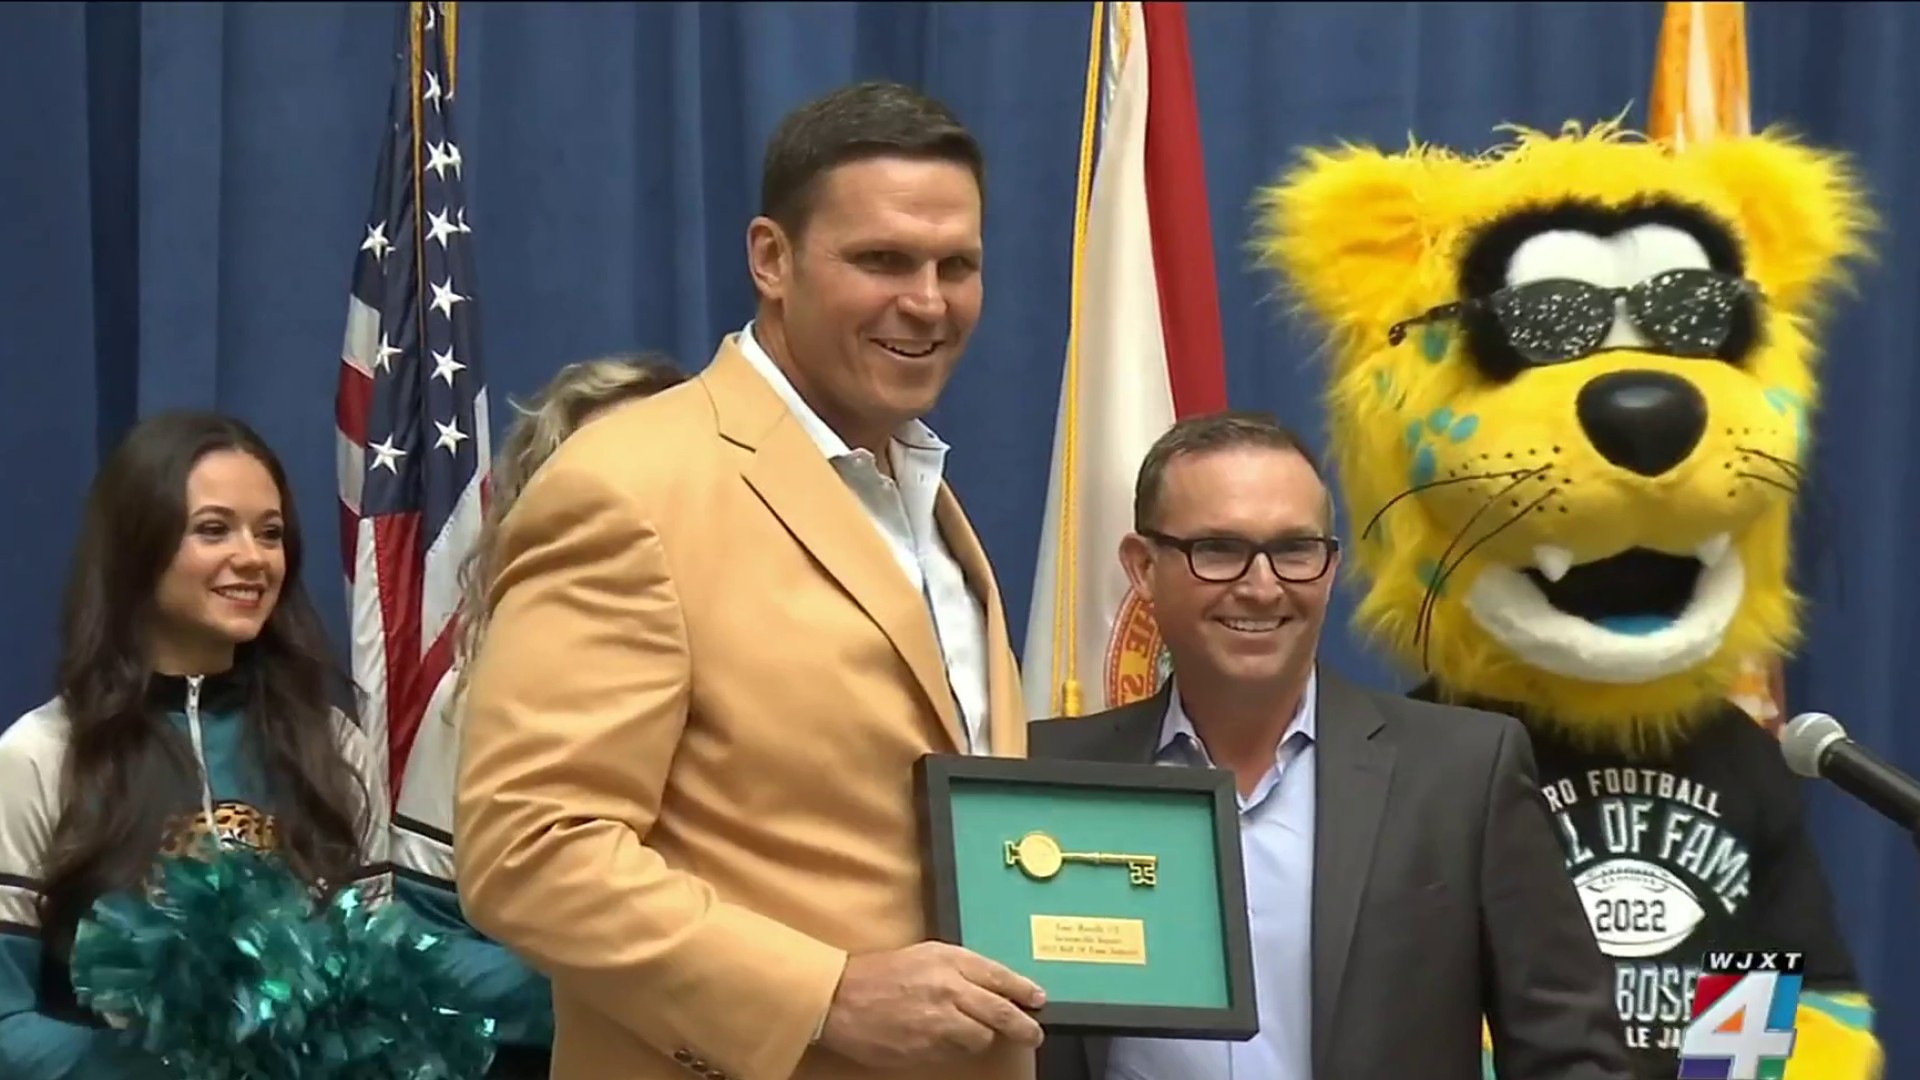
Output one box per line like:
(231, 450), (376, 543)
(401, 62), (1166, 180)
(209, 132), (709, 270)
(673, 1049), (694, 1065)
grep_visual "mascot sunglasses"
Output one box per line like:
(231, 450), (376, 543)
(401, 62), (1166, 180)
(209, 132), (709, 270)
(1388, 267), (1762, 366)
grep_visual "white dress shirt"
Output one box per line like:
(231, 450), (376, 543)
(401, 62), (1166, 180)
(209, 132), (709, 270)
(736, 324), (993, 755)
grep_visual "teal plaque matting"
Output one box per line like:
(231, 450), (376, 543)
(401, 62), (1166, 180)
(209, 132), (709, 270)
(914, 754), (1257, 1039)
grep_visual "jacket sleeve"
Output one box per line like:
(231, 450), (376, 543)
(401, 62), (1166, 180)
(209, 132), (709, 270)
(1475, 716), (1635, 1080)
(0, 710), (152, 1079)
(453, 452), (847, 1080)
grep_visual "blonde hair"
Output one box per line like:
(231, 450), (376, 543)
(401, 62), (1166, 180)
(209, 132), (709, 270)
(450, 353), (684, 712)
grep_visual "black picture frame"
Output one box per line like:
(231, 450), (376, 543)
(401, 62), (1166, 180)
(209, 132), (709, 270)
(913, 752), (1258, 1040)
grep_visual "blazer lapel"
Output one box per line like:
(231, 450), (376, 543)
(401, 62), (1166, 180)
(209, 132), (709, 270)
(1309, 671), (1396, 1073)
(934, 487), (1025, 756)
(704, 340), (965, 753)
(1053, 685), (1169, 763)
(1112, 685), (1172, 763)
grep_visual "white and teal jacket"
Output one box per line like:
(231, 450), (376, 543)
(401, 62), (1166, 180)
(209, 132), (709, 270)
(390, 673), (552, 1060)
(0, 669), (393, 1078)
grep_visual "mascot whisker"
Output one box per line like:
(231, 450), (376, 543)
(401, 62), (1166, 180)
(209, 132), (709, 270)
(1252, 119), (1880, 1079)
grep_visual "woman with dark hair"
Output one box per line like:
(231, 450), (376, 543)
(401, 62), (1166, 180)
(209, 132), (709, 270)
(0, 410), (386, 1077)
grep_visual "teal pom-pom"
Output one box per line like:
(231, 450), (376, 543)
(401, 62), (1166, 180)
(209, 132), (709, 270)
(70, 845), (333, 1078)
(70, 847), (497, 1078)
(292, 886), (498, 1078)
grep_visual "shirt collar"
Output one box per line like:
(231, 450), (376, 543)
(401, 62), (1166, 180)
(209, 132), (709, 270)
(1157, 668), (1319, 765)
(735, 321), (949, 466)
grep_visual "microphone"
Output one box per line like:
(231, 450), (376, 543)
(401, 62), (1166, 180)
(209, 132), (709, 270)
(1781, 712), (1920, 831)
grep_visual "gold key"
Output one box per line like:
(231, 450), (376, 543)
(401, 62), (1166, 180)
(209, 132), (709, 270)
(1003, 831), (1158, 886)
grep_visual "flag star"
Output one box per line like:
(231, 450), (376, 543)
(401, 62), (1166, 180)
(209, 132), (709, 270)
(369, 435), (407, 473)
(424, 3), (436, 29)
(453, 208), (472, 234)
(429, 278), (465, 318)
(360, 222), (391, 260)
(430, 346), (465, 385)
(424, 139), (462, 179)
(373, 333), (402, 372)
(434, 417), (468, 453)
(426, 207), (459, 247)
(424, 70), (442, 109)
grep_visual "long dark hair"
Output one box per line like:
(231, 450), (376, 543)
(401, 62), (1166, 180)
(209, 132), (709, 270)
(39, 411), (366, 960)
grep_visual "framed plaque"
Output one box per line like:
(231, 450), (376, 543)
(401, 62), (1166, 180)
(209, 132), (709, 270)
(913, 753), (1257, 1040)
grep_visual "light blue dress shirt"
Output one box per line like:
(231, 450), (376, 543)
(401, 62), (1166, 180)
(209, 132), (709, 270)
(1106, 671), (1318, 1080)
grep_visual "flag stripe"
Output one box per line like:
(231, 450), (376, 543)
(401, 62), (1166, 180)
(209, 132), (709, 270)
(371, 512), (426, 706)
(339, 496), (359, 582)
(337, 428), (366, 517)
(337, 365), (374, 448)
(1138, 0), (1227, 419)
(340, 294), (380, 381)
(392, 615), (458, 801)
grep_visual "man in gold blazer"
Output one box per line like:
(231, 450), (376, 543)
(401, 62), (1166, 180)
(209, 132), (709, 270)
(454, 82), (1046, 1080)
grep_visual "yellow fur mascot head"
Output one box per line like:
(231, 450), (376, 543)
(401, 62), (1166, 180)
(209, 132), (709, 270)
(1252, 121), (1873, 752)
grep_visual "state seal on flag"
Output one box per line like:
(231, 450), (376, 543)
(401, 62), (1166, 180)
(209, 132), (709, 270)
(1104, 588), (1171, 708)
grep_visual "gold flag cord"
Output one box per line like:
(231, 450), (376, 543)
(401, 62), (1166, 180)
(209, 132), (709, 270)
(1050, 0), (1109, 718)
(444, 2), (458, 96)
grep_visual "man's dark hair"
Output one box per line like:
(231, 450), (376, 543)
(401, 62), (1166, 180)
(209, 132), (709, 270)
(1133, 410), (1334, 533)
(759, 80), (985, 241)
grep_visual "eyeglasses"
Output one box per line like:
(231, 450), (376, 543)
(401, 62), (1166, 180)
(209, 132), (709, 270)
(1141, 531), (1340, 584)
(1386, 268), (1761, 366)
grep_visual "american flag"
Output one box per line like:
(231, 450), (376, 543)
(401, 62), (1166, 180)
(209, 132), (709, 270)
(336, 0), (489, 801)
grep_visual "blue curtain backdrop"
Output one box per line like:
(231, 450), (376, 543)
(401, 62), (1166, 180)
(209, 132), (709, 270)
(3, 0), (1916, 1060)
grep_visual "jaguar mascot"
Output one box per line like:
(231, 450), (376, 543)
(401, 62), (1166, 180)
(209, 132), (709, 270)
(1252, 120), (1880, 1079)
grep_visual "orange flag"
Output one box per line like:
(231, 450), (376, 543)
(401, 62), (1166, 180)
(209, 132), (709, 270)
(1647, 3), (1783, 731)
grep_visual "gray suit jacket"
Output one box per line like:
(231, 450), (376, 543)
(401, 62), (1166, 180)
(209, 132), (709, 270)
(1028, 670), (1632, 1080)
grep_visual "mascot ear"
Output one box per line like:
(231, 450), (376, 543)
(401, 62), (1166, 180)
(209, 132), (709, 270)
(1250, 143), (1467, 360)
(1688, 131), (1876, 312)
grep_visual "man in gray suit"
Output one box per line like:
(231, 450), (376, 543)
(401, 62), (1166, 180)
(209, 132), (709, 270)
(1030, 411), (1631, 1080)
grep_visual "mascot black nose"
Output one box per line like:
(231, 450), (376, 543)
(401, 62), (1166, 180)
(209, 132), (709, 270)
(1576, 370), (1707, 477)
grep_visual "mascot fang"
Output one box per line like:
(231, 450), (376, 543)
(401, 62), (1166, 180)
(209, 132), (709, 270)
(1253, 120), (1880, 1079)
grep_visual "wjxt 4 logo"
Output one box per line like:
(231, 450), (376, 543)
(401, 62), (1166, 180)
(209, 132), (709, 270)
(1677, 951), (1802, 1080)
